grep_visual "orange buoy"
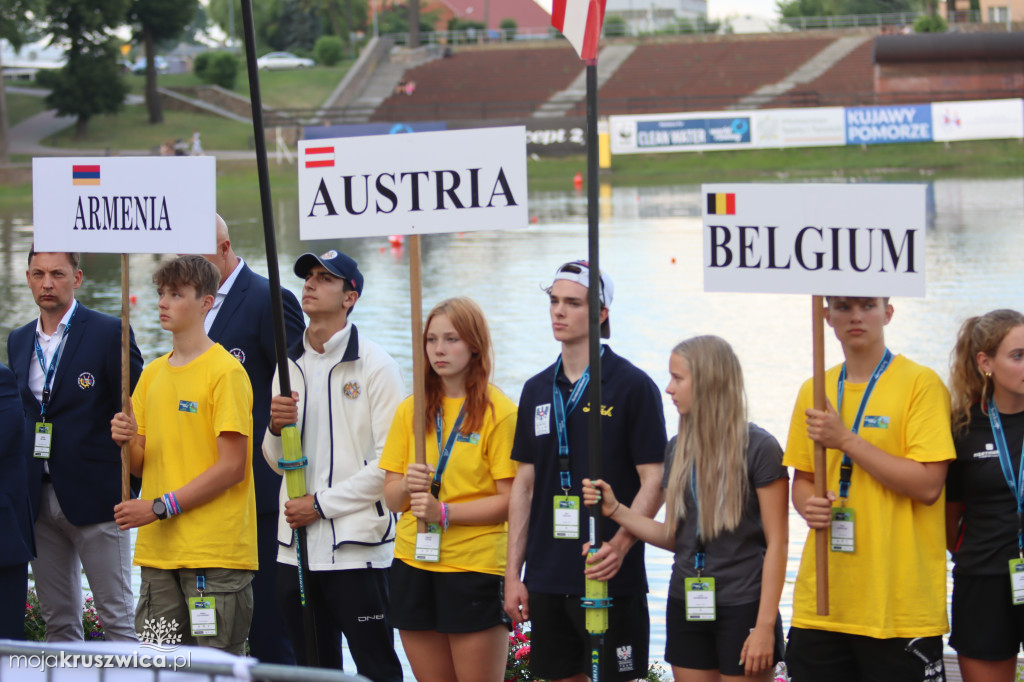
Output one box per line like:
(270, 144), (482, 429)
(573, 172), (583, 190)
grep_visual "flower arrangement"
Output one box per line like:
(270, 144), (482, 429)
(504, 625), (674, 682)
(505, 623), (534, 681)
(24, 588), (105, 641)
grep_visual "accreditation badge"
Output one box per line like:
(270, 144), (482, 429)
(414, 525), (442, 562)
(684, 577), (716, 621)
(1009, 559), (1024, 605)
(830, 507), (855, 553)
(33, 422), (53, 459)
(553, 495), (580, 539)
(188, 596), (217, 636)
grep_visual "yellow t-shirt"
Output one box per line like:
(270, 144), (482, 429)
(783, 354), (955, 638)
(379, 385), (518, 574)
(133, 344), (257, 570)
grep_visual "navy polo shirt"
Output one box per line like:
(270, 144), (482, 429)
(511, 345), (667, 596)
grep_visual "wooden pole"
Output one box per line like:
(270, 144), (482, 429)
(812, 295), (829, 615)
(120, 254), (130, 502)
(410, 235), (427, 534)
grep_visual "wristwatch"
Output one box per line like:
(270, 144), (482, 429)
(152, 497), (168, 520)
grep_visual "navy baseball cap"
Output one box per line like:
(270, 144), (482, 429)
(294, 249), (364, 294)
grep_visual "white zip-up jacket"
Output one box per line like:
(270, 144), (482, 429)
(263, 323), (405, 571)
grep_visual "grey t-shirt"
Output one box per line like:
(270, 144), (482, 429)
(664, 423), (788, 606)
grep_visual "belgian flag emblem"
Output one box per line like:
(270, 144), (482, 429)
(706, 193), (735, 215)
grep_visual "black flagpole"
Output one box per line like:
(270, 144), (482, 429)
(583, 57), (609, 682)
(238, 0), (320, 666)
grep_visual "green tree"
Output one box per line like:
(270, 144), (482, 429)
(195, 51), (239, 88)
(42, 0), (130, 139)
(914, 13), (947, 29)
(314, 34), (344, 64)
(302, 0), (368, 47)
(0, 0), (43, 163)
(499, 17), (516, 39)
(37, 42), (126, 139)
(603, 14), (627, 35)
(208, 0), (277, 48)
(836, 0), (913, 13)
(376, 3), (437, 38)
(128, 0), (198, 124)
(777, 0), (833, 18)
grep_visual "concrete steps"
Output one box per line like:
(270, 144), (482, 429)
(731, 34), (872, 109)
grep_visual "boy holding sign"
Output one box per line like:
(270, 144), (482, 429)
(111, 255), (257, 654)
(783, 296), (954, 682)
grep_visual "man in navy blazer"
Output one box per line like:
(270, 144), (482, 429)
(9, 250), (143, 641)
(0, 362), (29, 640)
(204, 215), (305, 664)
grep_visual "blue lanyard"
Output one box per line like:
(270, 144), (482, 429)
(690, 466), (706, 574)
(552, 349), (602, 492)
(33, 301), (78, 419)
(429, 402), (466, 499)
(987, 397), (1024, 557)
(836, 348), (893, 501)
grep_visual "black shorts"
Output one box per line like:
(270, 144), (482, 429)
(665, 596), (784, 676)
(785, 627), (945, 682)
(528, 591), (649, 682)
(389, 559), (510, 633)
(950, 573), (1024, 660)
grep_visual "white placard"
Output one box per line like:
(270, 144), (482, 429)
(702, 183), (926, 297)
(32, 157), (216, 254)
(297, 127), (528, 239)
(932, 98), (1024, 142)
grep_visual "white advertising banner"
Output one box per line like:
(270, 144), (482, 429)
(702, 183), (926, 297)
(32, 157), (217, 254)
(752, 107), (846, 148)
(297, 127), (528, 239)
(932, 98), (1024, 142)
(609, 111), (755, 155)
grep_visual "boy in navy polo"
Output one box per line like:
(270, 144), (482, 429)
(505, 260), (666, 682)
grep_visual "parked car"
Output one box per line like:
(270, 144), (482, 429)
(131, 56), (168, 74)
(256, 52), (314, 70)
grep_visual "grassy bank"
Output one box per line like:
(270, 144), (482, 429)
(45, 108), (253, 153)
(527, 138), (1024, 188)
(3, 138), (1023, 205)
(122, 62), (351, 110)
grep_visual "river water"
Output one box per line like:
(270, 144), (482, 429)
(2, 175), (1023, 672)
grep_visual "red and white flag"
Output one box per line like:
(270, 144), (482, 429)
(304, 146), (336, 169)
(534, 0), (606, 61)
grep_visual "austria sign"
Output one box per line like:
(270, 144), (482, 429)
(297, 127), (528, 240)
(702, 183), (926, 297)
(32, 157), (217, 254)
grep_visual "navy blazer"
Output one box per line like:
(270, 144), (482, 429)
(207, 262), (305, 514)
(8, 303), (143, 528)
(0, 363), (30, 567)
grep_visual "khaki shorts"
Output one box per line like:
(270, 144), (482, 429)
(137, 567), (254, 655)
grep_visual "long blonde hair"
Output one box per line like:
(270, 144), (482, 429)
(950, 309), (1024, 435)
(664, 336), (749, 540)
